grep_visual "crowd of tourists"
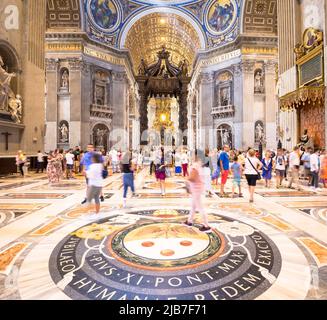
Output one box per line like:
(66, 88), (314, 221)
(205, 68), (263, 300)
(14, 143), (327, 231)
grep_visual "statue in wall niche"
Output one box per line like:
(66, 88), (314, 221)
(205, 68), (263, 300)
(59, 123), (69, 143)
(179, 59), (189, 77)
(254, 70), (264, 93)
(138, 59), (148, 76)
(255, 122), (265, 143)
(61, 70), (69, 89)
(0, 55), (16, 111)
(96, 128), (108, 146)
(221, 129), (230, 146)
(8, 94), (23, 124)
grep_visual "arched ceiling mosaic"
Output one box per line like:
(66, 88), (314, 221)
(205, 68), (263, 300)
(124, 13), (201, 74)
(84, 0), (243, 48)
(46, 1), (278, 60)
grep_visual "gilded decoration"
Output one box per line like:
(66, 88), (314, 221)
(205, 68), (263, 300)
(124, 13), (201, 74)
(279, 86), (325, 111)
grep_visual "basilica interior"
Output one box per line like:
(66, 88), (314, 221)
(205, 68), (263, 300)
(0, 0), (327, 302)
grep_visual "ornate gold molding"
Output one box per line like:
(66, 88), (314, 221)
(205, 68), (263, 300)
(83, 47), (125, 66)
(279, 86), (325, 111)
(241, 47), (278, 55)
(46, 43), (83, 52)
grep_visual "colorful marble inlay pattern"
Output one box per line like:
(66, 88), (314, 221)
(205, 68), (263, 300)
(48, 209), (284, 300)
(255, 191), (316, 197)
(30, 218), (66, 236)
(0, 182), (37, 191)
(0, 243), (30, 276)
(297, 238), (327, 268)
(0, 193), (73, 199)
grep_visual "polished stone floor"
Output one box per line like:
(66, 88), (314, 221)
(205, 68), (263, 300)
(0, 169), (327, 300)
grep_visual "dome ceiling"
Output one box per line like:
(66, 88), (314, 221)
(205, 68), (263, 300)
(124, 13), (201, 74)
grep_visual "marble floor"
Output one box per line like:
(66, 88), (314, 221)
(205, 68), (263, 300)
(0, 169), (327, 300)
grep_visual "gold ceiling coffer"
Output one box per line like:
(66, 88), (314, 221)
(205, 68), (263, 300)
(294, 28), (324, 88)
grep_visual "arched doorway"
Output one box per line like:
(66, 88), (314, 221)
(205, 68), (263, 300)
(92, 123), (110, 152)
(217, 124), (233, 149)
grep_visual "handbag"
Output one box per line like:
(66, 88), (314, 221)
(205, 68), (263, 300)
(247, 158), (261, 180)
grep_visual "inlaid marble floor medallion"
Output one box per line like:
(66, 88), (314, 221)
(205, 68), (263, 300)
(14, 208), (310, 300)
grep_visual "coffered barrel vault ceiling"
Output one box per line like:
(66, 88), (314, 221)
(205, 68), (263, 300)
(124, 13), (201, 74)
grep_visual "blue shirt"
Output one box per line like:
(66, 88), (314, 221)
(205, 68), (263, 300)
(302, 153), (310, 169)
(231, 162), (241, 179)
(80, 152), (104, 171)
(219, 152), (230, 171)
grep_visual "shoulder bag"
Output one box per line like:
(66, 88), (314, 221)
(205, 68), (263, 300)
(247, 158), (261, 180)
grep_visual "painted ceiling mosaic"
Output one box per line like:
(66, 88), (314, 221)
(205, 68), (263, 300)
(47, 0), (278, 65)
(84, 0), (242, 49)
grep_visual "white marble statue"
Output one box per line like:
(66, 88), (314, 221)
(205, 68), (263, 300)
(255, 123), (264, 142)
(59, 123), (69, 143)
(221, 130), (230, 146)
(254, 70), (264, 93)
(61, 70), (69, 89)
(8, 94), (23, 123)
(0, 55), (16, 111)
(96, 128), (108, 146)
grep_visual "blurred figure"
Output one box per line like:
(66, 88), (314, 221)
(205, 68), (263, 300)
(16, 150), (26, 177)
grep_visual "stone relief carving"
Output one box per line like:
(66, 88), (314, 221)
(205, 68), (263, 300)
(0, 55), (16, 112)
(254, 69), (264, 93)
(8, 95), (23, 124)
(255, 120), (265, 143)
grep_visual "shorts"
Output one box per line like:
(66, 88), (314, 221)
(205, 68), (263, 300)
(233, 178), (241, 186)
(67, 164), (73, 169)
(245, 174), (258, 187)
(221, 170), (229, 185)
(87, 186), (102, 204)
(276, 169), (285, 177)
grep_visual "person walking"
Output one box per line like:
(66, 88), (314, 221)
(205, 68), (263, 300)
(181, 150), (189, 177)
(85, 153), (104, 218)
(174, 149), (182, 177)
(310, 149), (320, 190)
(47, 150), (60, 184)
(219, 145), (230, 197)
(262, 151), (274, 188)
(184, 151), (211, 233)
(122, 151), (136, 208)
(244, 149), (263, 203)
(288, 146), (301, 191)
(16, 150), (26, 177)
(81, 144), (104, 204)
(65, 149), (75, 179)
(36, 150), (44, 173)
(231, 155), (243, 198)
(203, 149), (214, 197)
(275, 149), (286, 189)
(155, 147), (167, 196)
(149, 147), (156, 176)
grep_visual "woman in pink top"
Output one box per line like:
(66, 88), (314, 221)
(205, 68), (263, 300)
(184, 152), (211, 233)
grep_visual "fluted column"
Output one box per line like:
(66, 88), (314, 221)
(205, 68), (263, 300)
(242, 60), (256, 149)
(265, 60), (279, 149)
(198, 72), (214, 150)
(45, 58), (59, 152)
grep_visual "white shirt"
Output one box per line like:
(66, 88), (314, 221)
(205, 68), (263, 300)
(86, 163), (103, 187)
(110, 150), (118, 162)
(181, 153), (188, 164)
(37, 152), (44, 162)
(65, 153), (74, 165)
(289, 151), (300, 167)
(175, 153), (182, 166)
(244, 157), (261, 175)
(275, 155), (286, 171)
(310, 153), (319, 172)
